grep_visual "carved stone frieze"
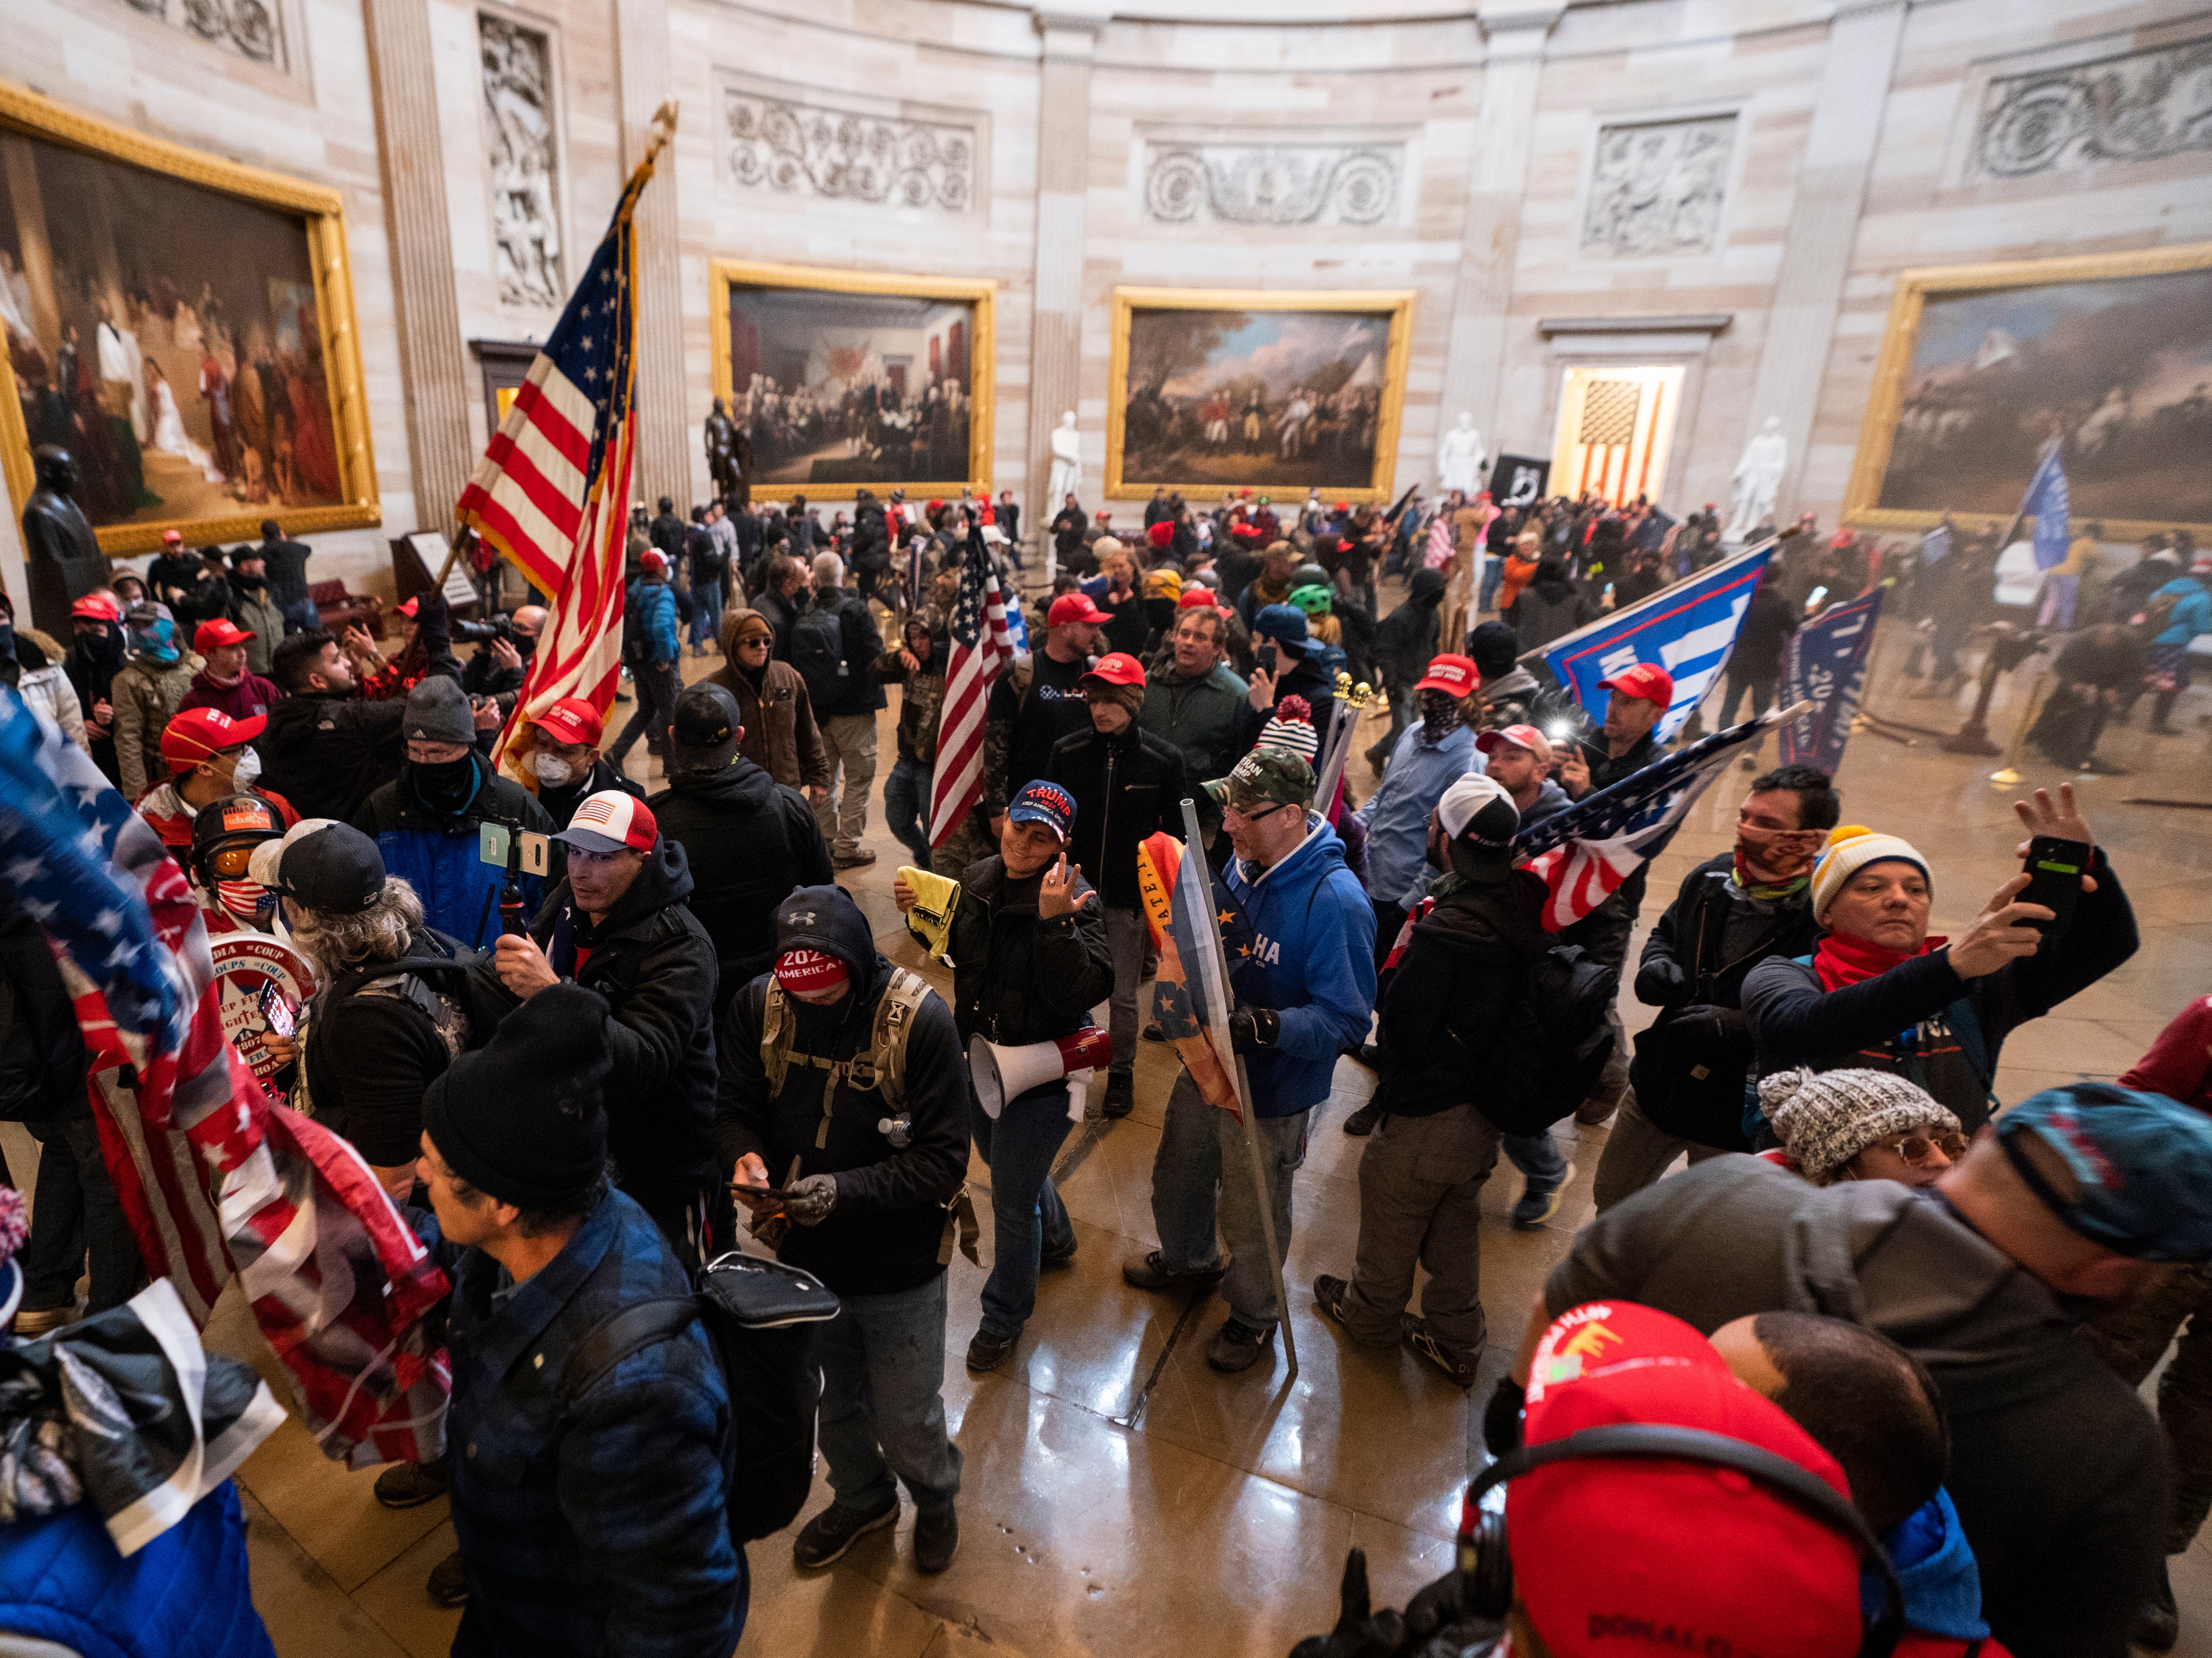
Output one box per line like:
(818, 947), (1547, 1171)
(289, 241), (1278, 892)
(480, 13), (562, 309)
(1579, 115), (1735, 259)
(723, 88), (977, 213)
(115, 0), (282, 66)
(1141, 142), (1400, 227)
(1970, 36), (2212, 180)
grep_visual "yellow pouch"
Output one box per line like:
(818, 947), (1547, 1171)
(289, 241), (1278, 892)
(898, 866), (960, 963)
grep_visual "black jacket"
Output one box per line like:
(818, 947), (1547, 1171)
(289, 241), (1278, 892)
(849, 499), (890, 575)
(647, 756), (834, 992)
(1372, 872), (1548, 1119)
(302, 928), (465, 1167)
(528, 840), (722, 1205)
(713, 886), (967, 1298)
(535, 755), (645, 831)
(0, 899), (88, 1123)
(1045, 722), (1188, 910)
(1635, 852), (1823, 1012)
(258, 537), (315, 609)
(947, 855), (1114, 1048)
(257, 691), (407, 823)
(1558, 730), (1662, 967)
(811, 586), (887, 719)
(1729, 582), (1800, 681)
(1372, 570), (1446, 688)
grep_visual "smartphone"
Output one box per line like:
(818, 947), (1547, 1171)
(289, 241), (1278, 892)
(2020, 836), (2090, 934)
(730, 1182), (798, 1201)
(259, 981), (296, 1039)
(1257, 641), (1278, 677)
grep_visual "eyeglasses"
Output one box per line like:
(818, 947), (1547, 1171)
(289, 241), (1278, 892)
(1870, 1130), (1968, 1166)
(1227, 801), (1288, 824)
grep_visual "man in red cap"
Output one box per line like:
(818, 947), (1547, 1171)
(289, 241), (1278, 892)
(179, 617), (281, 723)
(134, 705), (298, 853)
(1045, 651), (1186, 1118)
(984, 590), (1104, 828)
(521, 694), (644, 829)
(1351, 653), (1482, 980)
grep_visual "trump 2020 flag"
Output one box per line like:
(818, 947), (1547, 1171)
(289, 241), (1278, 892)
(1543, 544), (1774, 743)
(1779, 588), (1884, 775)
(2021, 440), (2071, 571)
(1136, 831), (1256, 1115)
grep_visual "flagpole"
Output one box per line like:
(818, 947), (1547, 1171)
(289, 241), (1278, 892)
(1180, 797), (1298, 1384)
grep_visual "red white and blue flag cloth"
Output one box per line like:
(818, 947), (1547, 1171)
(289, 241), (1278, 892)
(458, 140), (661, 787)
(0, 690), (451, 1466)
(929, 526), (1019, 846)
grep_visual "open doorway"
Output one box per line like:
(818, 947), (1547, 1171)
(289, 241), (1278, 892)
(1549, 364), (1684, 506)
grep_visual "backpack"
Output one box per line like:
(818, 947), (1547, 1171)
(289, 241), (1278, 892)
(758, 966), (931, 1148)
(326, 928), (514, 1049)
(559, 1250), (841, 1544)
(789, 602), (849, 713)
(2140, 586), (2186, 636)
(1465, 943), (1619, 1136)
(621, 580), (653, 669)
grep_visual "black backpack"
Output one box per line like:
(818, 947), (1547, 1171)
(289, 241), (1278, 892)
(559, 1251), (841, 1544)
(789, 602), (849, 713)
(1467, 943), (1618, 1136)
(326, 928), (516, 1048)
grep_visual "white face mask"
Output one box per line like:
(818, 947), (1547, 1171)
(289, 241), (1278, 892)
(531, 751), (577, 787)
(228, 747), (262, 788)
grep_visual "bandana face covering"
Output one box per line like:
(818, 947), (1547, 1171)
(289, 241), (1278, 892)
(1731, 817), (1824, 900)
(1418, 688), (1458, 744)
(216, 877), (276, 926)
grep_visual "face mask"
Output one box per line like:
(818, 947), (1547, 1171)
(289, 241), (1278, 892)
(514, 633), (538, 660)
(409, 752), (480, 814)
(531, 751), (577, 787)
(228, 747), (263, 788)
(216, 876), (275, 924)
(79, 626), (124, 666)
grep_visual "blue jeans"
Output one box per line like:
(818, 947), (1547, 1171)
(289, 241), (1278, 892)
(1479, 555), (1506, 614)
(281, 595), (321, 636)
(883, 757), (935, 870)
(689, 579), (723, 649)
(1149, 1068), (1226, 1277)
(816, 1274), (962, 1517)
(971, 1081), (1076, 1337)
(1504, 1127), (1565, 1192)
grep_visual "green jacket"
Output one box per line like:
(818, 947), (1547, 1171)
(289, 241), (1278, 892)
(1140, 660), (1248, 821)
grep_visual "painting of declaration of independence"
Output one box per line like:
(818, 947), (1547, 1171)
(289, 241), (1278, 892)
(1107, 289), (1413, 502)
(1852, 248), (2212, 534)
(0, 128), (351, 533)
(718, 265), (994, 495)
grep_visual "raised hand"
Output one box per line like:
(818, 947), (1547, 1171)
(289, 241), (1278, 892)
(1037, 854), (1092, 919)
(2013, 781), (2097, 892)
(1946, 873), (2048, 980)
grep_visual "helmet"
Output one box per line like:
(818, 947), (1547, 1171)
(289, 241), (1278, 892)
(1291, 562), (1330, 590)
(191, 793), (287, 925)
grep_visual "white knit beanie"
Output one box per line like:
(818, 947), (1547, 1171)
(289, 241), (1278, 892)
(1809, 825), (1931, 922)
(1760, 1067), (1961, 1183)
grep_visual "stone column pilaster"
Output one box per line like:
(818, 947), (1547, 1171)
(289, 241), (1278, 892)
(1025, 4), (1108, 522)
(616, 0), (690, 510)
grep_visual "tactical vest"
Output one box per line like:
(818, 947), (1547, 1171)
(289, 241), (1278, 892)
(759, 966), (932, 1148)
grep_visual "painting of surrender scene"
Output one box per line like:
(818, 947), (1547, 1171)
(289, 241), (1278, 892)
(0, 127), (348, 530)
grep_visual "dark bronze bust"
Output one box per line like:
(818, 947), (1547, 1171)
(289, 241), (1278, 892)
(22, 446), (109, 638)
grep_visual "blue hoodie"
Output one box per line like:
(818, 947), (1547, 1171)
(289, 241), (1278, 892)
(1861, 1489), (1991, 1642)
(2151, 574), (2212, 647)
(1223, 812), (1377, 1116)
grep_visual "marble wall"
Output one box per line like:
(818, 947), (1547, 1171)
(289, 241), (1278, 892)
(4, 0), (2210, 607)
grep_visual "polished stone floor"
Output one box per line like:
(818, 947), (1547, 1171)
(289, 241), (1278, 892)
(6, 592), (2209, 1657)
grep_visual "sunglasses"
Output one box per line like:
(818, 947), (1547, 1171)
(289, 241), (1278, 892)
(1870, 1130), (1968, 1166)
(207, 845), (258, 879)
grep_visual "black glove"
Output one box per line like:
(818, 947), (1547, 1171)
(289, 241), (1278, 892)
(785, 1173), (839, 1227)
(1481, 1377), (1526, 1456)
(1401, 1566), (1505, 1654)
(1633, 958), (1688, 1006)
(1668, 1004), (1749, 1057)
(1286, 1548), (1406, 1658)
(1228, 1005), (1281, 1053)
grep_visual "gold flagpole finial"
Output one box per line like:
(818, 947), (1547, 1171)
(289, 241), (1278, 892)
(645, 100), (679, 163)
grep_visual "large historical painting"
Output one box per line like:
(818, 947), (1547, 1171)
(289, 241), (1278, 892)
(709, 261), (994, 498)
(1846, 244), (2212, 539)
(1106, 288), (1414, 502)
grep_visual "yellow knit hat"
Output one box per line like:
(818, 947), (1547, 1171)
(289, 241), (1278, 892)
(1809, 825), (1931, 922)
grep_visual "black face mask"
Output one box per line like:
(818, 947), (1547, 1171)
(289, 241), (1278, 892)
(514, 633), (538, 660)
(77, 626), (125, 666)
(408, 752), (481, 815)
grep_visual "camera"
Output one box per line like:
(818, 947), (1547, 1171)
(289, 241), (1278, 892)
(452, 613), (519, 645)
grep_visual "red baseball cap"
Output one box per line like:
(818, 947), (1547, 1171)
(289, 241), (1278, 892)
(1177, 587), (1225, 611)
(394, 595), (421, 619)
(162, 706), (266, 772)
(161, 528), (184, 547)
(1081, 651), (1146, 690)
(1146, 521), (1175, 549)
(1510, 1303), (1864, 1658)
(1412, 654), (1479, 698)
(71, 592), (123, 623)
(1598, 662), (1674, 707)
(554, 791), (657, 854)
(535, 696), (604, 748)
(1048, 592), (1109, 627)
(193, 617), (256, 653)
(1476, 723), (1552, 764)
(775, 948), (849, 993)
(640, 549), (669, 573)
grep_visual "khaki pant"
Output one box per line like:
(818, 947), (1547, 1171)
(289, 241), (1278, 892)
(815, 712), (879, 858)
(1341, 1103), (1501, 1361)
(1591, 1093), (1730, 1212)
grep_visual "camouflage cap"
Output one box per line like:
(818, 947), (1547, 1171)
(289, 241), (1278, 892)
(1203, 746), (1317, 812)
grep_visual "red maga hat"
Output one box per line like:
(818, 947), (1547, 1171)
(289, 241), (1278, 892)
(1081, 651), (1146, 689)
(1598, 662), (1674, 707)
(535, 696), (604, 748)
(1047, 592), (1109, 627)
(1412, 654), (1478, 698)
(161, 706), (266, 771)
(193, 617), (257, 652)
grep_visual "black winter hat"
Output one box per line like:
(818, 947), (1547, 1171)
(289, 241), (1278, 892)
(422, 983), (611, 1209)
(1467, 620), (1520, 680)
(1409, 568), (1447, 603)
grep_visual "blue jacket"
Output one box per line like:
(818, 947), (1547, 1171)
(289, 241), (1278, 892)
(629, 577), (681, 665)
(353, 760), (554, 949)
(1223, 814), (1376, 1116)
(0, 1481), (274, 1658)
(1356, 723), (1476, 911)
(1863, 1490), (1990, 1641)
(421, 1188), (743, 1658)
(2151, 575), (2212, 647)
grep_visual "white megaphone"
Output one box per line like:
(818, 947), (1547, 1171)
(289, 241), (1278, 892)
(970, 1027), (1117, 1124)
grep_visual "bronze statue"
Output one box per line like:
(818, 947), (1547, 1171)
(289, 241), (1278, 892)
(21, 446), (109, 638)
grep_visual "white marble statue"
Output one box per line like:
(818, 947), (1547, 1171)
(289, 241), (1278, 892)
(1046, 410), (1082, 503)
(1727, 416), (1788, 538)
(1436, 411), (1488, 494)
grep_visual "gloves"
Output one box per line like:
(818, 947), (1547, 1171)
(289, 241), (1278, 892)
(1668, 1004), (1749, 1057)
(1286, 1548), (1405, 1658)
(784, 1173), (839, 1227)
(1228, 1005), (1281, 1053)
(1481, 1377), (1526, 1456)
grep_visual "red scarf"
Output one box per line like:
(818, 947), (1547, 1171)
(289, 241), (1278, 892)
(1813, 928), (1947, 990)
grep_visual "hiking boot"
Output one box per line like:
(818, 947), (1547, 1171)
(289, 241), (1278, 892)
(965, 1326), (1018, 1371)
(1401, 1315), (1481, 1388)
(1343, 1102), (1381, 1136)
(2133, 1558), (2179, 1652)
(426, 1548), (468, 1607)
(374, 1460), (450, 1509)
(793, 1497), (899, 1570)
(1042, 1232), (1079, 1267)
(1103, 1068), (1134, 1119)
(1121, 1250), (1226, 1292)
(914, 1505), (959, 1575)
(832, 848), (877, 870)
(1205, 1319), (1273, 1374)
(1511, 1163), (1576, 1231)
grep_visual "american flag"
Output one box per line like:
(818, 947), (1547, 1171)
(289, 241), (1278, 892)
(0, 692), (451, 1466)
(1511, 707), (1791, 932)
(458, 123), (668, 785)
(928, 526), (1018, 846)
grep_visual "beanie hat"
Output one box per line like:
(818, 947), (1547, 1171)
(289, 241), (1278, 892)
(403, 676), (477, 747)
(422, 983), (612, 1209)
(1760, 1067), (1960, 1182)
(1256, 695), (1320, 763)
(1146, 521), (1175, 550)
(1809, 825), (1931, 922)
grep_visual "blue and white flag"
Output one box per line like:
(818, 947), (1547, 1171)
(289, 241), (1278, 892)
(1543, 544), (1775, 743)
(1779, 588), (1884, 776)
(2022, 441), (2071, 571)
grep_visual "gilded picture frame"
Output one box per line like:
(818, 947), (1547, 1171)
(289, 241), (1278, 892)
(1106, 286), (1416, 505)
(1843, 242), (2212, 544)
(0, 80), (379, 556)
(709, 260), (994, 501)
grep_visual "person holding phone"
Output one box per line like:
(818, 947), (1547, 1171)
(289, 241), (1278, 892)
(1741, 783), (2138, 1134)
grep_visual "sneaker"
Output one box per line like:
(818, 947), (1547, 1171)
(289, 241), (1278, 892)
(832, 849), (877, 870)
(1103, 1068), (1134, 1119)
(965, 1326), (1018, 1371)
(426, 1548), (468, 1607)
(1313, 1273), (1353, 1328)
(1121, 1250), (1227, 1292)
(2133, 1558), (2179, 1652)
(1141, 1021), (1165, 1043)
(1511, 1162), (1576, 1231)
(792, 1497), (899, 1570)
(1205, 1319), (1273, 1374)
(914, 1505), (959, 1575)
(374, 1460), (451, 1509)
(1342, 1102), (1381, 1136)
(1401, 1315), (1481, 1387)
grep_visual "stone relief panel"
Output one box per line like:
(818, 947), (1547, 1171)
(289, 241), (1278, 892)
(480, 13), (563, 310)
(1140, 141), (1402, 227)
(114, 0), (284, 67)
(721, 83), (978, 213)
(1969, 36), (2212, 180)
(1578, 115), (1736, 259)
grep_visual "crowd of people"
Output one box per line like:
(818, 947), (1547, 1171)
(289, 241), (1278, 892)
(3, 466), (2211, 1658)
